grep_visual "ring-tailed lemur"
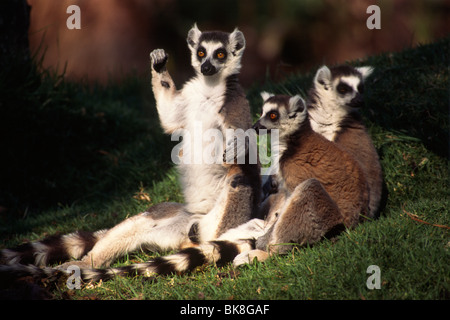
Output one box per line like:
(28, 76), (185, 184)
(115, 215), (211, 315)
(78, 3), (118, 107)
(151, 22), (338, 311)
(1, 25), (260, 276)
(261, 65), (385, 218)
(307, 65), (385, 218)
(233, 93), (372, 264)
(82, 70), (380, 272)
(148, 24), (261, 242)
(253, 94), (369, 227)
(0, 93), (370, 282)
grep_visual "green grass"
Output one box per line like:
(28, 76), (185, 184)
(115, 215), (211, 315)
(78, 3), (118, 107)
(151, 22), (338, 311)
(1, 38), (449, 300)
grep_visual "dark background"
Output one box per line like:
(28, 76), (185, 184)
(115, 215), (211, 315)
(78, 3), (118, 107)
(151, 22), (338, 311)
(19, 0), (450, 86)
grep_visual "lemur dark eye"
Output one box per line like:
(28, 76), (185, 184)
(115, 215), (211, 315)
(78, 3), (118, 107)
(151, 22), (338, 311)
(197, 50), (205, 58)
(217, 52), (225, 59)
(337, 83), (351, 95)
(268, 111), (279, 121)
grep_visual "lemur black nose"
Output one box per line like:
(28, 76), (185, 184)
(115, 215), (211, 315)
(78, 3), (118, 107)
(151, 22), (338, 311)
(349, 94), (364, 108)
(252, 121), (267, 135)
(201, 60), (217, 76)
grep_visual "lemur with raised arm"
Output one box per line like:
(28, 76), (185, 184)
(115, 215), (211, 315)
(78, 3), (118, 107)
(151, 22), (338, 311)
(1, 25), (261, 275)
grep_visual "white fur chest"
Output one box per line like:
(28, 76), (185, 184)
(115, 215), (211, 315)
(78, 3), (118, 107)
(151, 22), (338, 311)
(178, 77), (228, 214)
(308, 100), (348, 142)
(183, 79), (225, 130)
(309, 113), (339, 141)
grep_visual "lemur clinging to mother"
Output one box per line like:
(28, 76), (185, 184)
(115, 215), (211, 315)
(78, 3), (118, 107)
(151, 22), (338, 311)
(1, 25), (261, 275)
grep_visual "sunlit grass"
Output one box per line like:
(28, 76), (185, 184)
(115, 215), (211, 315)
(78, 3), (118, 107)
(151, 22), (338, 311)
(1, 38), (449, 300)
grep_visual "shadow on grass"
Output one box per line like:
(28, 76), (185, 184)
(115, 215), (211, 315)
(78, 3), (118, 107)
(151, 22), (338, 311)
(0, 51), (176, 232)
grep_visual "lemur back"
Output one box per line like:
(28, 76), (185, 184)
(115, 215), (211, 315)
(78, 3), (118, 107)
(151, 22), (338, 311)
(308, 65), (385, 218)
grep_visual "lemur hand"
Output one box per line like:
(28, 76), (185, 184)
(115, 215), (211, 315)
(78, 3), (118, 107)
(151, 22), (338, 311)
(150, 49), (169, 73)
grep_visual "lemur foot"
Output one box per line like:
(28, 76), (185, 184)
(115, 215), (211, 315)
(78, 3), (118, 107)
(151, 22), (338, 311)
(150, 49), (169, 73)
(233, 249), (269, 267)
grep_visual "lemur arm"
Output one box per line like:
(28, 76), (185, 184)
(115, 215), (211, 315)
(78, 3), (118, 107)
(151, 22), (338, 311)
(221, 90), (255, 164)
(150, 49), (185, 134)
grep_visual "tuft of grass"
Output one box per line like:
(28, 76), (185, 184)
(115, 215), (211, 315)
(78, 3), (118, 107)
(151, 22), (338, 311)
(1, 38), (449, 300)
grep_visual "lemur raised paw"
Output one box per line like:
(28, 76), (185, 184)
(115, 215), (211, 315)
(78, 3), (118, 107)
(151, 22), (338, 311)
(150, 49), (169, 73)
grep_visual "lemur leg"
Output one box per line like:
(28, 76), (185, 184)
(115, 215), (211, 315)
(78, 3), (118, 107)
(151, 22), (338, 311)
(230, 193), (283, 267)
(150, 49), (184, 134)
(233, 179), (344, 267)
(217, 218), (268, 242)
(209, 194), (281, 268)
(77, 203), (190, 268)
(259, 191), (286, 222)
(195, 166), (260, 243)
(257, 178), (343, 255)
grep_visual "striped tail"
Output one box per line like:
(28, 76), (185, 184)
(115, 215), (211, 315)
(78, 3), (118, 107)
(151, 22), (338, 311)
(0, 239), (255, 284)
(81, 239), (255, 282)
(0, 264), (62, 283)
(1, 230), (107, 266)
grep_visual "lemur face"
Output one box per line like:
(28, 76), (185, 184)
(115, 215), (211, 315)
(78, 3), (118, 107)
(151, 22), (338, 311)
(253, 93), (307, 139)
(187, 24), (246, 78)
(313, 65), (373, 109)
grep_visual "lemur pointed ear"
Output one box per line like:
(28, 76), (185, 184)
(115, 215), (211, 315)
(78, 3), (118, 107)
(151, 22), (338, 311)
(314, 65), (332, 88)
(356, 66), (374, 80)
(187, 23), (202, 49)
(230, 28), (246, 54)
(289, 95), (306, 113)
(260, 91), (274, 102)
